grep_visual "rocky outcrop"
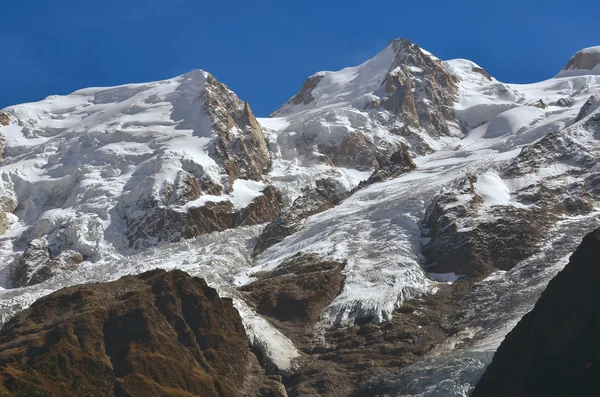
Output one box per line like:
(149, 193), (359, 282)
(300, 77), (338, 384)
(558, 46), (600, 77)
(423, 199), (551, 278)
(168, 171), (203, 204)
(127, 184), (283, 250)
(336, 132), (380, 170)
(556, 97), (575, 107)
(575, 95), (599, 123)
(0, 112), (8, 164)
(203, 75), (271, 190)
(471, 66), (492, 80)
(0, 112), (9, 126)
(11, 237), (84, 288)
(422, 175), (560, 278)
(0, 190), (17, 235)
(241, 253), (344, 323)
(0, 269), (286, 397)
(472, 228), (600, 397)
(254, 191), (335, 255)
(378, 39), (459, 140)
(286, 74), (325, 108)
(355, 145), (417, 188)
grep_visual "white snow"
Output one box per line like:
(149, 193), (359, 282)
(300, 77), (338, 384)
(580, 46), (600, 54)
(475, 172), (511, 207)
(1, 40), (600, 387)
(229, 179), (268, 207)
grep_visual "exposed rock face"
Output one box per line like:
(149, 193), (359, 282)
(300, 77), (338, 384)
(203, 75), (271, 189)
(471, 66), (492, 80)
(472, 228), (600, 397)
(556, 97), (575, 107)
(336, 131), (380, 170)
(355, 145), (417, 188)
(11, 237), (84, 288)
(241, 253), (344, 323)
(287, 75), (324, 106)
(422, 178), (553, 278)
(168, 171), (203, 204)
(575, 95), (599, 123)
(0, 269), (286, 397)
(0, 190), (17, 235)
(238, 185), (284, 227)
(558, 46), (600, 77)
(379, 39), (459, 140)
(254, 191), (335, 255)
(423, 101), (600, 279)
(0, 112), (8, 164)
(127, 184), (283, 250)
(0, 112), (9, 126)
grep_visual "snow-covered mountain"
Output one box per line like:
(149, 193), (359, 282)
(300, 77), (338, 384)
(1, 39), (600, 396)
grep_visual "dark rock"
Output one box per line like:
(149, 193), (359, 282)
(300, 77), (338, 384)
(422, 176), (554, 278)
(379, 38), (459, 139)
(203, 75), (271, 190)
(336, 132), (380, 170)
(167, 171), (203, 205)
(560, 49), (600, 74)
(0, 190), (17, 235)
(127, 184), (283, 250)
(315, 178), (348, 205)
(239, 185), (284, 227)
(471, 66), (493, 80)
(0, 269), (285, 397)
(354, 145), (417, 189)
(0, 112), (9, 126)
(241, 253), (344, 323)
(575, 95), (598, 123)
(472, 227), (600, 397)
(286, 74), (325, 108)
(11, 238), (84, 288)
(556, 97), (575, 107)
(254, 191), (334, 255)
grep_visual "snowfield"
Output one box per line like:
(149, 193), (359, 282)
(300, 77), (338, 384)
(1, 41), (600, 393)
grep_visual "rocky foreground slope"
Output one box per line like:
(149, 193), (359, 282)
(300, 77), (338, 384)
(0, 269), (285, 397)
(1, 40), (600, 396)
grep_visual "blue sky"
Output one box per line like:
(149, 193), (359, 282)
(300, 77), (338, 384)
(2, 0), (599, 116)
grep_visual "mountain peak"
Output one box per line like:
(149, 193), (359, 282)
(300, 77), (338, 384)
(556, 46), (600, 77)
(388, 37), (413, 49)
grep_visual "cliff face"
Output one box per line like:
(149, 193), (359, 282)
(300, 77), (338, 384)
(472, 227), (600, 397)
(0, 269), (286, 397)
